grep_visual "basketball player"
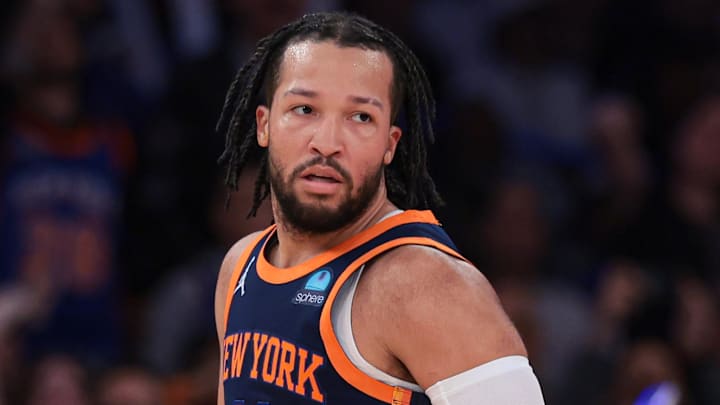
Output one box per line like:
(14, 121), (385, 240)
(214, 12), (545, 405)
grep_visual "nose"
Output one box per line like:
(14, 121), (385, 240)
(309, 116), (343, 157)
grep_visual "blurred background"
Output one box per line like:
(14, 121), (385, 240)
(0, 0), (719, 404)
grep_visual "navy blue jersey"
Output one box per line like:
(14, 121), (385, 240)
(221, 210), (465, 405)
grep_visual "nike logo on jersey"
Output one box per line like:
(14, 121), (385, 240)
(234, 256), (255, 296)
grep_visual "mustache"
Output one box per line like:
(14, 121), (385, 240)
(291, 156), (352, 183)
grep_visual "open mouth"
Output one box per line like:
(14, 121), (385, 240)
(303, 174), (341, 183)
(299, 165), (345, 184)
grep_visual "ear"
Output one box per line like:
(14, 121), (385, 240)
(256, 105), (270, 147)
(384, 125), (403, 165)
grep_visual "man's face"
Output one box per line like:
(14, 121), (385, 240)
(256, 40), (401, 234)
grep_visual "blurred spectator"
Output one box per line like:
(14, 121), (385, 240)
(141, 164), (272, 375)
(672, 278), (720, 404)
(616, 94), (720, 280)
(592, 260), (653, 350)
(0, 324), (27, 405)
(221, 0), (311, 46)
(591, 0), (720, 170)
(0, 2), (134, 366)
(164, 0), (221, 62)
(26, 354), (92, 405)
(561, 264), (720, 404)
(585, 95), (653, 255)
(121, 0), (309, 292)
(163, 338), (221, 405)
(103, 0), (170, 102)
(475, 178), (551, 277)
(68, 0), (150, 127)
(432, 99), (506, 243)
(611, 340), (686, 405)
(448, 0), (596, 171)
(97, 366), (162, 405)
(470, 177), (592, 402)
(558, 258), (655, 405)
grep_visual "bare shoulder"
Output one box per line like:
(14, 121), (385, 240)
(361, 244), (503, 316)
(358, 244), (527, 388)
(214, 231), (266, 336)
(369, 244), (495, 297)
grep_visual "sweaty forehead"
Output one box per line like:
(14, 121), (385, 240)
(275, 40), (393, 97)
(283, 40), (388, 69)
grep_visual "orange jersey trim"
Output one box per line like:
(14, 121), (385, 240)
(319, 236), (467, 403)
(223, 227), (276, 329)
(256, 210), (440, 285)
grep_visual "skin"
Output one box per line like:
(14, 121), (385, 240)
(215, 40), (526, 404)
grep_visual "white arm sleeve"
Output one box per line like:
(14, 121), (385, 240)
(425, 356), (545, 405)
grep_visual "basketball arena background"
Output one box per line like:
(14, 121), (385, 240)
(0, 0), (719, 404)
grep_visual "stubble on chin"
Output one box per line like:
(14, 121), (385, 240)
(268, 155), (383, 235)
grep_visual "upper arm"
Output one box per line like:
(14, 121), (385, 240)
(365, 246), (527, 390)
(214, 232), (263, 405)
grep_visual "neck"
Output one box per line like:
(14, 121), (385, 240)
(269, 191), (399, 268)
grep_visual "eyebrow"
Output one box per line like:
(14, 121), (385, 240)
(284, 87), (318, 98)
(348, 95), (384, 111)
(283, 87), (384, 111)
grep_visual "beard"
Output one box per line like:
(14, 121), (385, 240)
(268, 154), (384, 234)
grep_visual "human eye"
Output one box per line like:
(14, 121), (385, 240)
(350, 112), (372, 123)
(292, 105), (313, 115)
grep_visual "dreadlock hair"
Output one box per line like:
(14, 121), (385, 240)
(216, 11), (442, 217)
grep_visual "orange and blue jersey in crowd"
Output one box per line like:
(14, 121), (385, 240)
(0, 115), (133, 363)
(222, 210), (465, 404)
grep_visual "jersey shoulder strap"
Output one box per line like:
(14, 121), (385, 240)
(222, 226), (276, 329)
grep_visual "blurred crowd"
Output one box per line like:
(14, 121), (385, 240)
(0, 0), (718, 404)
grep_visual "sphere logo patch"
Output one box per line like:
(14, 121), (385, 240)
(292, 268), (333, 306)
